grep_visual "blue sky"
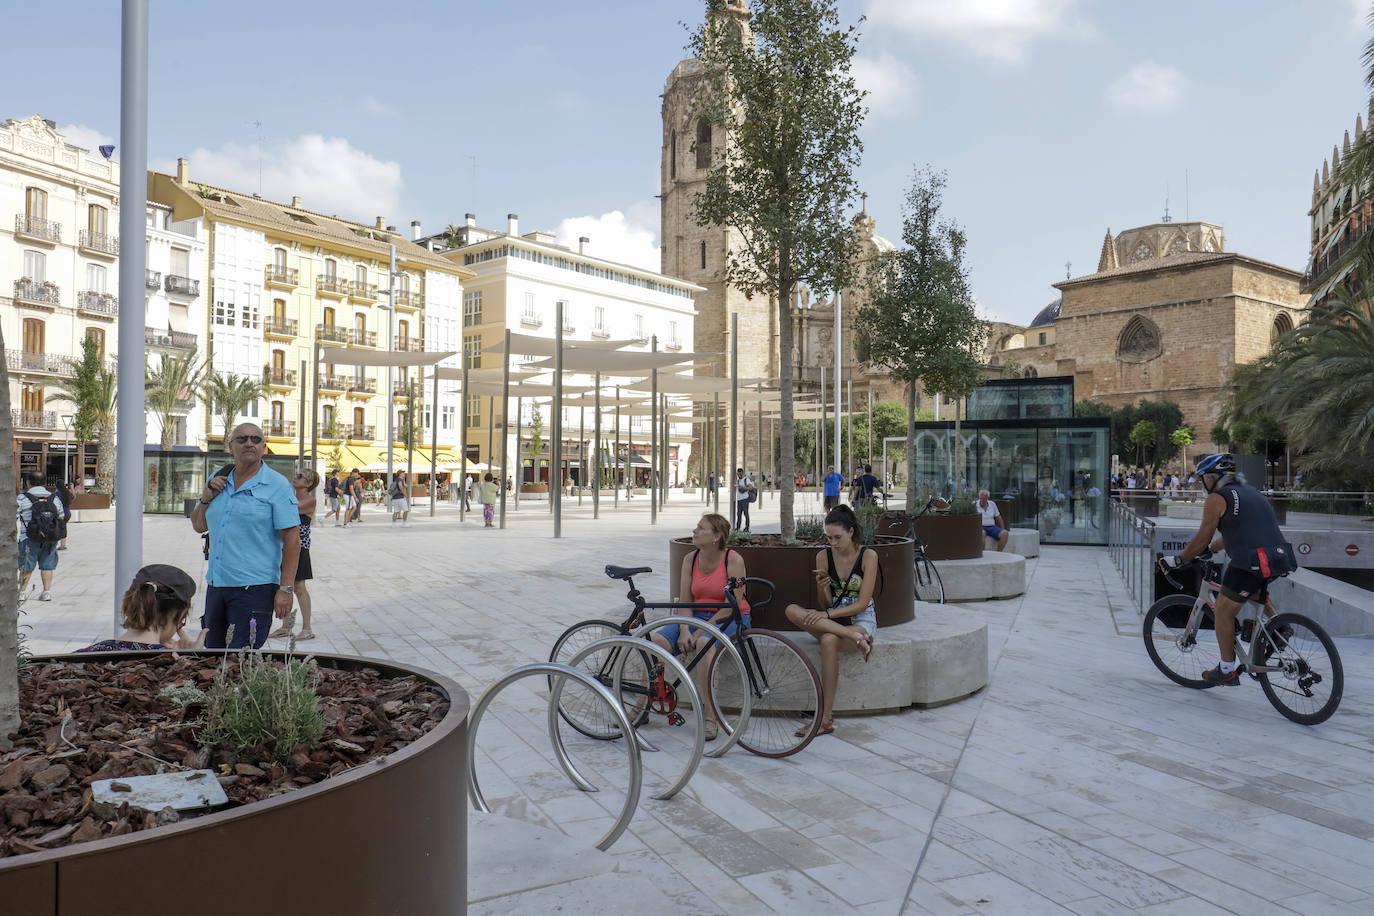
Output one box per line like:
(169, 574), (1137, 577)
(5, 1), (1370, 324)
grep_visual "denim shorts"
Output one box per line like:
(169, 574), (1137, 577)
(18, 539), (57, 573)
(831, 596), (876, 638)
(656, 611), (749, 651)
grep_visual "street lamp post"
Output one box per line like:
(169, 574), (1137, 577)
(61, 415), (73, 485)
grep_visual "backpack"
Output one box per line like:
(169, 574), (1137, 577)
(25, 493), (66, 543)
(747, 484), (758, 503)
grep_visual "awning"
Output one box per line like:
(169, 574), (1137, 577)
(430, 367), (542, 382)
(318, 348), (457, 367)
(1310, 261), (1356, 303)
(480, 332), (635, 356)
(528, 348), (703, 373)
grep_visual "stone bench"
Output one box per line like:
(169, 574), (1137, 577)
(986, 527), (1039, 557)
(789, 606), (989, 711)
(936, 552), (1026, 601)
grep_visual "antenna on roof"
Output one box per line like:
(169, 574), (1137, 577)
(1065, 260), (1072, 279)
(1162, 182), (1172, 223)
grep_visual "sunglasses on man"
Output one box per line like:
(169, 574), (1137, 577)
(232, 434), (264, 444)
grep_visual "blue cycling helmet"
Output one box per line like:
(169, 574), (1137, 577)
(1194, 453), (1235, 477)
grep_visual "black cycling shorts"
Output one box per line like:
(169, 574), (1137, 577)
(1219, 565), (1274, 605)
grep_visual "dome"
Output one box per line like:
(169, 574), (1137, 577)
(1028, 298), (1061, 328)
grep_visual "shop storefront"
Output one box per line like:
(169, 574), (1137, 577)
(142, 449), (297, 514)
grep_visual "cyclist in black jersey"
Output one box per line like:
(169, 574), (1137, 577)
(1159, 454), (1297, 686)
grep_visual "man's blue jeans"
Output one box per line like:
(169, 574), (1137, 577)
(203, 583), (277, 649)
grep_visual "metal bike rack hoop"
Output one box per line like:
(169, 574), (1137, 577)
(468, 662), (642, 851)
(564, 635), (704, 801)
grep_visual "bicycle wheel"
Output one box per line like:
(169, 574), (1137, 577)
(914, 554), (945, 604)
(1143, 595), (1219, 689)
(1252, 613), (1343, 726)
(707, 628), (822, 758)
(549, 618), (650, 739)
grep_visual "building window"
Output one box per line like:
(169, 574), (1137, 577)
(85, 327), (105, 358)
(22, 250), (46, 282)
(274, 248), (287, 270)
(271, 401), (285, 427)
(86, 264), (107, 294)
(21, 382), (42, 413)
(354, 313), (367, 334)
(1116, 315), (1162, 362)
(273, 298), (286, 320)
(464, 333), (482, 369)
(1131, 242), (1153, 262)
(23, 318), (44, 354)
(355, 264), (367, 285)
(323, 306), (336, 328)
(170, 247), (190, 277)
(322, 404), (335, 427)
(1038, 332), (1046, 346)
(634, 314), (645, 340)
(271, 349), (285, 372)
(594, 306), (605, 333)
(463, 290), (483, 327)
(442, 405), (454, 430)
(1023, 366), (1038, 378)
(1271, 312), (1294, 343)
(398, 319), (410, 347)
(700, 241), (706, 270)
(213, 289), (235, 326)
(24, 187), (47, 219)
(88, 204), (107, 236)
(324, 258), (337, 279)
(695, 119), (712, 169)
(397, 273), (410, 296)
(522, 291), (538, 323)
(670, 130), (677, 180)
(668, 320), (679, 347)
(465, 395), (481, 428)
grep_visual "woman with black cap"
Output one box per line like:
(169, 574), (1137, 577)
(77, 564), (203, 652)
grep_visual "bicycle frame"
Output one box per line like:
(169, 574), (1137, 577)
(1175, 560), (1285, 675)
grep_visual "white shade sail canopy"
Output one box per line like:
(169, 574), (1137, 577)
(529, 348), (704, 373)
(317, 347), (456, 367)
(430, 366), (541, 383)
(481, 332), (636, 356)
(460, 381), (594, 398)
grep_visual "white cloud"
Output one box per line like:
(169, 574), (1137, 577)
(864, 0), (1081, 62)
(164, 134), (403, 221)
(1106, 61), (1185, 113)
(1355, 0), (1372, 27)
(360, 95), (396, 117)
(58, 123), (114, 153)
(853, 53), (918, 115)
(554, 206), (660, 272)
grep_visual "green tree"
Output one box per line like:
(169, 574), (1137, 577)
(145, 350), (206, 450)
(854, 167), (986, 507)
(1170, 426), (1195, 473)
(688, 0), (866, 538)
(529, 404), (545, 465)
(45, 336), (118, 491)
(1074, 398), (1114, 419)
(440, 224), (464, 249)
(398, 384), (421, 450)
(201, 370), (266, 448)
(841, 400), (915, 468)
(1129, 419), (1157, 468)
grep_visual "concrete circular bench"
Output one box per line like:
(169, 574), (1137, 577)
(790, 605), (989, 712)
(938, 552), (1026, 601)
(986, 527), (1039, 557)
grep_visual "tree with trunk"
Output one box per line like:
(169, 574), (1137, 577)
(45, 337), (117, 492)
(1129, 419), (1157, 468)
(1, 329), (20, 748)
(688, 0), (866, 539)
(854, 167), (986, 508)
(146, 350), (206, 450)
(202, 370), (266, 449)
(1170, 426), (1195, 473)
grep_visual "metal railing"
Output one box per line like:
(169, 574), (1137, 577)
(346, 424), (375, 440)
(1108, 499), (1157, 616)
(350, 281), (378, 300)
(316, 324), (350, 344)
(78, 291), (118, 316)
(264, 266), (299, 286)
(393, 337), (424, 352)
(145, 269), (161, 290)
(316, 276), (349, 296)
(11, 409), (58, 430)
(169, 329), (196, 349)
(78, 229), (119, 256)
(393, 381), (420, 398)
(317, 422), (343, 440)
(265, 317), (298, 337)
(394, 289), (422, 309)
(591, 325), (610, 339)
(665, 336), (682, 351)
(6, 349), (70, 375)
(15, 214), (60, 243)
(13, 279), (59, 306)
(317, 375), (346, 391)
(349, 328), (377, 347)
(520, 309), (542, 327)
(264, 367), (297, 387)
(347, 377), (376, 394)
(164, 275), (200, 297)
(266, 420), (297, 438)
(145, 327), (196, 349)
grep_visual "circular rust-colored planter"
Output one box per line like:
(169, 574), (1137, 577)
(668, 536), (916, 631)
(879, 513), (985, 561)
(67, 493), (111, 510)
(0, 652), (469, 916)
(520, 483), (549, 493)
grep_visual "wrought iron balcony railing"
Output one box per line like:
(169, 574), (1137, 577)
(393, 381), (421, 398)
(520, 309), (542, 327)
(393, 289), (422, 309)
(349, 281), (378, 300)
(12, 409), (58, 430)
(78, 291), (118, 316)
(347, 377), (377, 394)
(78, 229), (119, 256)
(264, 367), (297, 387)
(13, 279), (60, 307)
(316, 276), (349, 296)
(393, 337), (424, 352)
(164, 275), (200, 297)
(346, 424), (375, 440)
(349, 328), (377, 348)
(266, 420), (298, 438)
(6, 350), (71, 375)
(265, 266), (299, 286)
(591, 325), (610, 339)
(145, 327), (197, 350)
(318, 375), (346, 391)
(265, 317), (298, 337)
(316, 324), (350, 345)
(15, 214), (60, 243)
(145, 269), (162, 290)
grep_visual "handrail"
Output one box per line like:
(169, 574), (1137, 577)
(1108, 499), (1156, 616)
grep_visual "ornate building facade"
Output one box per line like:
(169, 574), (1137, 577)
(1305, 100), (1373, 305)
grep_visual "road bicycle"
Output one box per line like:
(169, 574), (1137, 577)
(1143, 552), (1343, 725)
(549, 565), (825, 757)
(880, 496), (947, 604)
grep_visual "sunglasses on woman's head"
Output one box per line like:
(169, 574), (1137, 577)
(233, 435), (264, 444)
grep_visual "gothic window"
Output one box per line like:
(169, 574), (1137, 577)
(1271, 312), (1294, 343)
(1131, 242), (1153, 262)
(670, 131), (677, 180)
(695, 119), (712, 170)
(699, 241), (706, 270)
(1116, 315), (1162, 362)
(1023, 366), (1038, 378)
(1203, 237), (1218, 252)
(1166, 237), (1189, 256)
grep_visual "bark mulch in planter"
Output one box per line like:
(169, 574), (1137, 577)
(0, 655), (447, 859)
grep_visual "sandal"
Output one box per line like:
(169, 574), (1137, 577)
(704, 721), (719, 742)
(295, 630), (316, 641)
(856, 634), (872, 663)
(268, 627), (292, 639)
(795, 718), (835, 738)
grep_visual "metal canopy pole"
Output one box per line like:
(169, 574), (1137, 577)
(553, 300), (563, 538)
(407, 370), (416, 501)
(114, 0), (149, 629)
(833, 289), (842, 474)
(756, 397), (763, 504)
(730, 313), (738, 494)
(867, 388), (873, 466)
(712, 363), (720, 516)
(386, 244), (396, 496)
(298, 359), (306, 473)
(310, 340), (319, 468)
(513, 395), (521, 511)
(459, 362), (467, 522)
(626, 396), (633, 502)
(430, 367), (439, 517)
(613, 385), (620, 508)
(847, 378), (853, 479)
(578, 404), (585, 507)
(593, 371), (601, 519)
(650, 335), (658, 526)
(499, 329), (510, 528)
(820, 364), (827, 473)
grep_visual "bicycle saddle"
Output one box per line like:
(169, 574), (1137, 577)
(604, 564), (652, 580)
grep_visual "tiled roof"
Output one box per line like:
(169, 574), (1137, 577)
(1054, 251), (1301, 288)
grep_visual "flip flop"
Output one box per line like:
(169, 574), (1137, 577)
(794, 718), (835, 738)
(296, 630), (316, 641)
(856, 635), (873, 663)
(268, 627), (292, 639)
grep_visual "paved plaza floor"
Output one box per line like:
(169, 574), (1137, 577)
(23, 492), (1374, 914)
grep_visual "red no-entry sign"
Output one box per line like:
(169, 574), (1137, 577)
(1346, 544), (1360, 557)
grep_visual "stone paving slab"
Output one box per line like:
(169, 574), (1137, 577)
(20, 494), (1374, 914)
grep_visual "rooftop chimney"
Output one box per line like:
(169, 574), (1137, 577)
(291, 195), (302, 209)
(411, 219), (422, 241)
(386, 225), (396, 232)
(176, 157), (189, 184)
(465, 212), (476, 229)
(507, 213), (519, 236)
(579, 236), (590, 255)
(375, 216), (385, 230)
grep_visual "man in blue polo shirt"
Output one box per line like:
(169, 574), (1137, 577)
(191, 422), (300, 649)
(822, 465), (844, 510)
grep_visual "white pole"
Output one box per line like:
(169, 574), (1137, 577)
(385, 244), (396, 492)
(832, 289), (841, 475)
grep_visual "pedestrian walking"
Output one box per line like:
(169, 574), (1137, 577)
(734, 467), (753, 532)
(390, 472), (411, 527)
(324, 471), (341, 524)
(480, 472), (500, 527)
(271, 470), (318, 642)
(822, 465), (844, 510)
(17, 472), (65, 600)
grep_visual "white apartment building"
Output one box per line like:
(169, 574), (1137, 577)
(421, 213), (702, 486)
(144, 201), (208, 448)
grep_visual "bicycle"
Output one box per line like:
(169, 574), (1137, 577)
(1142, 552), (1344, 725)
(549, 564), (825, 757)
(880, 496), (947, 604)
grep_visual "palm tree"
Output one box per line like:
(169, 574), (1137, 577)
(201, 370), (267, 448)
(45, 343), (117, 493)
(440, 224), (464, 249)
(145, 350), (206, 451)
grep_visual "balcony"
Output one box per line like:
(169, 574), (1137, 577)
(317, 422), (343, 441)
(347, 376), (377, 396)
(14, 214), (59, 244)
(394, 289), (422, 310)
(316, 324), (350, 345)
(264, 367), (297, 389)
(316, 276), (349, 297)
(164, 275), (200, 298)
(265, 420), (297, 439)
(13, 279), (60, 309)
(78, 229), (119, 258)
(145, 269), (162, 290)
(265, 316), (298, 339)
(591, 325), (610, 339)
(393, 381), (421, 399)
(349, 328), (377, 348)
(632, 331), (650, 344)
(173, 397), (194, 412)
(346, 424), (375, 441)
(561, 319), (576, 334)
(665, 336), (683, 351)
(393, 336), (424, 353)
(264, 266), (299, 288)
(318, 375), (346, 392)
(349, 281), (378, 301)
(12, 409), (59, 431)
(78, 291), (118, 318)
(6, 350), (70, 376)
(145, 327), (197, 350)
(520, 309), (542, 328)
